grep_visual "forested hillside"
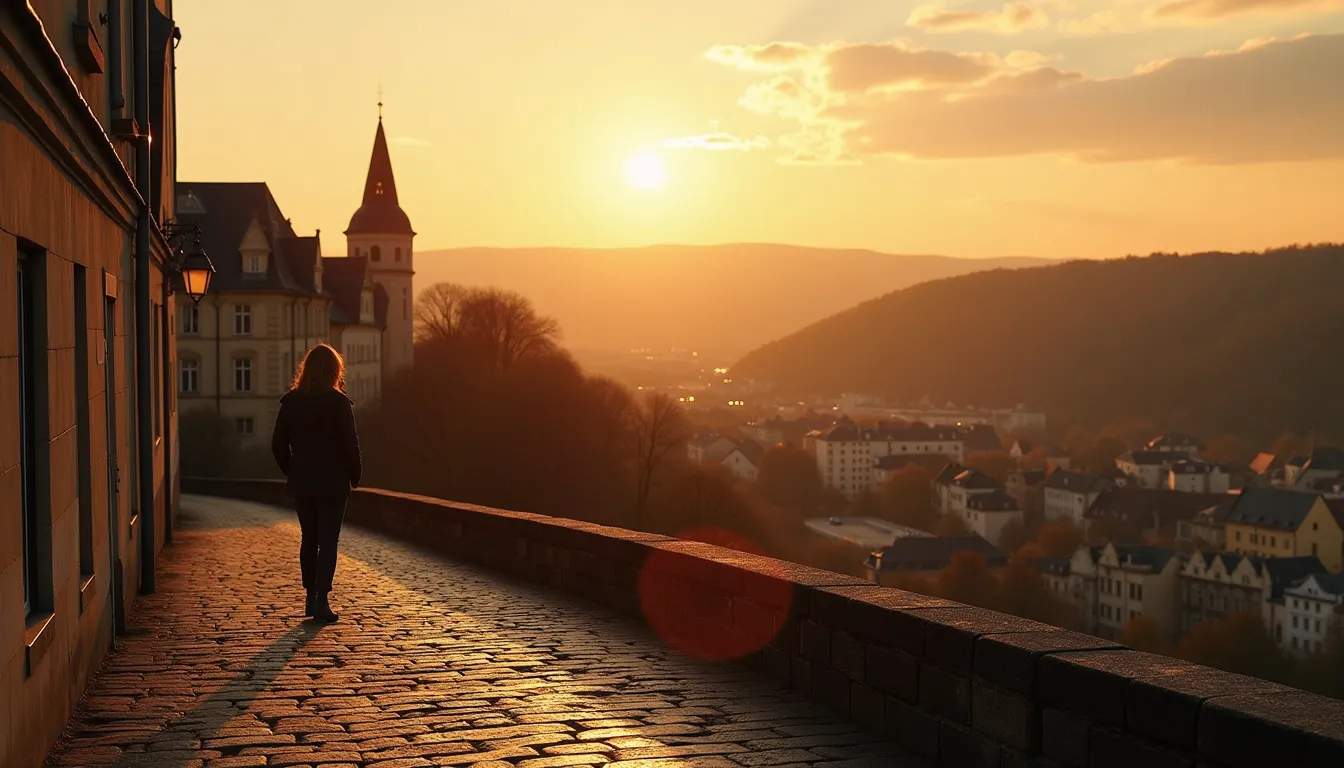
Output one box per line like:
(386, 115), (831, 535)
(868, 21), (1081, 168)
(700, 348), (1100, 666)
(734, 245), (1344, 439)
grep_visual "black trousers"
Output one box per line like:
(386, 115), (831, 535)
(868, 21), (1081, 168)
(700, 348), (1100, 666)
(295, 496), (348, 592)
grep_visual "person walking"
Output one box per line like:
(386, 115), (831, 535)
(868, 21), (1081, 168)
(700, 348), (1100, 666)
(271, 343), (362, 623)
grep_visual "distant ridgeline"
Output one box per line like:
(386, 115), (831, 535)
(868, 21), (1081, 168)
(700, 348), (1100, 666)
(733, 245), (1344, 440)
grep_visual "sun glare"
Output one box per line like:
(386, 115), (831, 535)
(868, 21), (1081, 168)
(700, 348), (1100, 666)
(625, 152), (667, 191)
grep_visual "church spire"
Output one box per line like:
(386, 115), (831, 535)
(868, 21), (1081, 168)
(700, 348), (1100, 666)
(345, 115), (414, 236)
(361, 120), (399, 207)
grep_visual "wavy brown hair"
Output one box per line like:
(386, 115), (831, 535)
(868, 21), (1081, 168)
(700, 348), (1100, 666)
(290, 343), (346, 394)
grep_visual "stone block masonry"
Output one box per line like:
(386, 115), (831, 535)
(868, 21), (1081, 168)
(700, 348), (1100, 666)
(186, 479), (1344, 767)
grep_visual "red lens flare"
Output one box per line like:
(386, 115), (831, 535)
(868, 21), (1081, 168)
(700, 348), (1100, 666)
(637, 527), (791, 661)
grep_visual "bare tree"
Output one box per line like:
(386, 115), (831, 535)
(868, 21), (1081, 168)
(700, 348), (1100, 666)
(629, 392), (689, 519)
(414, 283), (468, 343)
(414, 283), (561, 370)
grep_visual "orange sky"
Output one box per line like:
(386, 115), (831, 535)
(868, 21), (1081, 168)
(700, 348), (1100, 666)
(173, 0), (1344, 260)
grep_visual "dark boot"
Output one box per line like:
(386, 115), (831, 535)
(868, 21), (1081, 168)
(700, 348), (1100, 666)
(313, 591), (338, 623)
(304, 590), (316, 617)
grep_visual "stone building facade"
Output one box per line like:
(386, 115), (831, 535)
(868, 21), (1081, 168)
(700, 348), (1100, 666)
(2, 2), (183, 766)
(174, 117), (403, 461)
(173, 183), (335, 454)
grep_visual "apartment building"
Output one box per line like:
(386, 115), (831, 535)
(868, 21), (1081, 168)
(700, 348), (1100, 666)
(1092, 544), (1185, 642)
(1225, 488), (1344, 572)
(816, 424), (965, 496)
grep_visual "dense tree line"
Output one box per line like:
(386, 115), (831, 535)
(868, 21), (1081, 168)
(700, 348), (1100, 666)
(356, 283), (797, 552)
(734, 245), (1344, 441)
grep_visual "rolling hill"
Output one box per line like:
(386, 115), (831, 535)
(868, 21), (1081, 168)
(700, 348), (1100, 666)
(732, 245), (1344, 440)
(412, 244), (1048, 355)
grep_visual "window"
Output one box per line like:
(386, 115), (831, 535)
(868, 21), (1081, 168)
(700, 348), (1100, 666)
(372, 245), (381, 262)
(182, 304), (199, 334)
(180, 359), (199, 393)
(247, 254), (262, 273)
(1292, 637), (1298, 649)
(1235, 531), (1241, 542)
(235, 417), (255, 436)
(1270, 536), (1277, 547)
(1293, 616), (1299, 629)
(152, 304), (161, 437)
(73, 265), (94, 580)
(395, 247), (402, 262)
(234, 304), (252, 335)
(234, 358), (252, 392)
(18, 249), (49, 616)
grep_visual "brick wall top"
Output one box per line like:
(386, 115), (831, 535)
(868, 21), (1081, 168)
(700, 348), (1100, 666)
(184, 478), (1344, 768)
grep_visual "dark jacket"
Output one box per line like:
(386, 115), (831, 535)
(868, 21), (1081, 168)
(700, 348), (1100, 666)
(271, 388), (362, 498)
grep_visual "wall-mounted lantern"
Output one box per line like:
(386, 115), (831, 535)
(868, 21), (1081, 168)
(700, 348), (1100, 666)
(161, 222), (214, 304)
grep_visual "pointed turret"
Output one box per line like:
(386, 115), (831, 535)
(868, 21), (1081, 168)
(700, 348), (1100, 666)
(345, 119), (415, 236)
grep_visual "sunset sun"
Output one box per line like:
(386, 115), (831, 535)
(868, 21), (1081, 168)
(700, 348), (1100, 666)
(624, 151), (667, 191)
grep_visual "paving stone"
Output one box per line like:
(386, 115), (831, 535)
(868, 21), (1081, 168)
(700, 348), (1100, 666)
(46, 495), (926, 768)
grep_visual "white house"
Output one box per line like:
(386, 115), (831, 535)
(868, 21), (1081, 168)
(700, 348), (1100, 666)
(934, 463), (966, 515)
(1281, 573), (1344, 657)
(1115, 452), (1171, 489)
(721, 440), (764, 482)
(1168, 459), (1232, 494)
(688, 431), (738, 464)
(1044, 470), (1115, 524)
(963, 490), (1023, 547)
(947, 468), (1001, 517)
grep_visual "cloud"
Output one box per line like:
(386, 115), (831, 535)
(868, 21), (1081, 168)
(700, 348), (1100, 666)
(1145, 0), (1344, 21)
(907, 1), (1052, 33)
(704, 33), (1344, 164)
(392, 136), (432, 147)
(660, 133), (771, 151)
(705, 42), (816, 71)
(826, 43), (1000, 92)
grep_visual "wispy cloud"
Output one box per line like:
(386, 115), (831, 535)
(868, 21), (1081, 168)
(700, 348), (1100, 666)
(392, 136), (432, 147)
(661, 132), (771, 151)
(1145, 0), (1344, 21)
(907, 1), (1051, 33)
(702, 33), (1344, 164)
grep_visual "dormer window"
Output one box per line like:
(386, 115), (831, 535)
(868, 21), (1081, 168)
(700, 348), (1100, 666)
(247, 254), (262, 273)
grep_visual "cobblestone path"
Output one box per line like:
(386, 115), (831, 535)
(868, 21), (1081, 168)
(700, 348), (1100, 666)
(47, 496), (923, 768)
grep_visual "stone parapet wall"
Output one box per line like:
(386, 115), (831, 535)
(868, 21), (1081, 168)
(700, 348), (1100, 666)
(183, 479), (1344, 768)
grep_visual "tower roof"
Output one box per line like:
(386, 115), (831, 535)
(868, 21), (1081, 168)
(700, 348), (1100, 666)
(346, 119), (415, 237)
